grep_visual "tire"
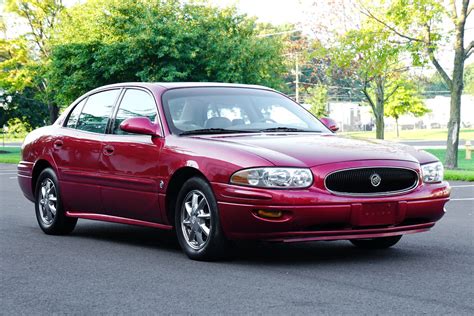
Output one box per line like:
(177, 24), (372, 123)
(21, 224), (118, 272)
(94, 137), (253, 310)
(350, 235), (402, 249)
(175, 177), (230, 261)
(35, 168), (77, 235)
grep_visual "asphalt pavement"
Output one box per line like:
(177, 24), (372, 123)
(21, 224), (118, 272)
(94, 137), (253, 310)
(1, 163), (473, 315)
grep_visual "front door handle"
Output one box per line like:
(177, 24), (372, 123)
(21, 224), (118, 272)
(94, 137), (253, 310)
(103, 145), (115, 156)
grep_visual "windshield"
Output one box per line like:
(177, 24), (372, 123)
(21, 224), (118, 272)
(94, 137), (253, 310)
(161, 87), (330, 135)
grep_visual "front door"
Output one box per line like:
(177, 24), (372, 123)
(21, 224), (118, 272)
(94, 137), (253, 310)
(99, 88), (164, 223)
(53, 89), (121, 214)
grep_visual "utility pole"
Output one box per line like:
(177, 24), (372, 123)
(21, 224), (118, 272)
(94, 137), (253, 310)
(258, 29), (303, 103)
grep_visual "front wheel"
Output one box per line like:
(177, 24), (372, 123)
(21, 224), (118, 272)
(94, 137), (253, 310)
(35, 168), (77, 235)
(175, 177), (231, 261)
(350, 235), (402, 249)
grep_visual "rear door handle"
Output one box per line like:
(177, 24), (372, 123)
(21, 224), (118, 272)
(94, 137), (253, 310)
(103, 145), (115, 156)
(53, 140), (63, 149)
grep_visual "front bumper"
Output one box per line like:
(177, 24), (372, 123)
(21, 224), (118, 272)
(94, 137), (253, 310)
(212, 181), (450, 242)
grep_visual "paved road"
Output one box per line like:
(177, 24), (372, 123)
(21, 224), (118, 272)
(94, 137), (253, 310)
(1, 163), (473, 314)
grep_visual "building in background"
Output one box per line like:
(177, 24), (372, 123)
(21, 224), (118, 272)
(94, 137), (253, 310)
(323, 95), (474, 132)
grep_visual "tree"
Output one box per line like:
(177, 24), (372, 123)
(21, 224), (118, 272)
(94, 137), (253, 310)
(360, 0), (473, 168)
(48, 0), (286, 106)
(315, 19), (404, 139)
(384, 80), (430, 137)
(305, 84), (328, 117)
(4, 0), (65, 123)
(0, 35), (49, 129)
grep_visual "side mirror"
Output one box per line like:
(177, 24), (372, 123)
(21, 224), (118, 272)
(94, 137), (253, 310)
(320, 117), (339, 132)
(119, 117), (161, 136)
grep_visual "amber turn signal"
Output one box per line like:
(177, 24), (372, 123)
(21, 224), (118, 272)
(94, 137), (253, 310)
(257, 210), (283, 219)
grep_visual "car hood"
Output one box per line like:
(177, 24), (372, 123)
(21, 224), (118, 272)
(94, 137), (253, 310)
(193, 133), (436, 167)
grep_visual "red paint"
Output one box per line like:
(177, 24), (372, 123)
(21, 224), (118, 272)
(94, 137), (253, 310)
(319, 117), (339, 132)
(119, 117), (161, 136)
(18, 82), (450, 243)
(65, 212), (173, 230)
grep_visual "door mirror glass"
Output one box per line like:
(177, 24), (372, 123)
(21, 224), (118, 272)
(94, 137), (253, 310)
(120, 117), (160, 136)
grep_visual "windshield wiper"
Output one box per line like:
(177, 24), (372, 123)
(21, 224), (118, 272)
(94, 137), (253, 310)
(259, 127), (321, 133)
(179, 128), (256, 136)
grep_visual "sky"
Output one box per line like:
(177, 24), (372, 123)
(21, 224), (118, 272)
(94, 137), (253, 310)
(209, 0), (306, 25)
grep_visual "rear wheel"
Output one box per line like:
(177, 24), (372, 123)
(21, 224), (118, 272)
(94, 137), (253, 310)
(35, 168), (77, 235)
(350, 235), (402, 249)
(175, 177), (230, 261)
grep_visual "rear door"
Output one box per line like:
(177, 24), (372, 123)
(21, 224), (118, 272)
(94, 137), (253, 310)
(99, 88), (164, 223)
(53, 89), (121, 214)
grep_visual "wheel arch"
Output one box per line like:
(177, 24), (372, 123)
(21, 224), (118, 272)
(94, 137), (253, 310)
(31, 159), (55, 197)
(165, 166), (209, 225)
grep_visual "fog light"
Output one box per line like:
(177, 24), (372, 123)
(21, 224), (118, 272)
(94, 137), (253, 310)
(257, 210), (283, 219)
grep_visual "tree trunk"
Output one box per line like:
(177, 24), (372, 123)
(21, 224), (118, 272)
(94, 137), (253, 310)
(48, 104), (59, 125)
(374, 78), (385, 139)
(396, 117), (399, 138)
(445, 74), (462, 169)
(445, 13), (466, 169)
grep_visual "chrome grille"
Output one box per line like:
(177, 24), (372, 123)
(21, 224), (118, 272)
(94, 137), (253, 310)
(325, 167), (419, 196)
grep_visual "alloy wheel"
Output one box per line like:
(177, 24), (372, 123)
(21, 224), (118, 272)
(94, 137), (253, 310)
(180, 190), (212, 250)
(37, 178), (58, 227)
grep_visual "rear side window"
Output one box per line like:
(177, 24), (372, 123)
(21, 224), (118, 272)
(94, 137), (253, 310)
(112, 89), (157, 135)
(76, 89), (120, 133)
(65, 99), (86, 128)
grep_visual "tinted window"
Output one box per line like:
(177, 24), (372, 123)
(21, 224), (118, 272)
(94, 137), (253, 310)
(66, 98), (86, 128)
(112, 89), (157, 135)
(76, 90), (120, 133)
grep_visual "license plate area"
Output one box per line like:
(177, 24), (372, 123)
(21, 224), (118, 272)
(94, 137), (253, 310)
(352, 202), (398, 226)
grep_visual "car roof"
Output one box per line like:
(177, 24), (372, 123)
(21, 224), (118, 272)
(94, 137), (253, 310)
(92, 82), (275, 92)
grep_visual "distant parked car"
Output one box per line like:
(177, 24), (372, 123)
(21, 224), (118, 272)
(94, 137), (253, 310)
(18, 82), (450, 260)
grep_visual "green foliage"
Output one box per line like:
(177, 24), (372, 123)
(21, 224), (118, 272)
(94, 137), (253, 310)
(465, 63), (474, 95)
(0, 37), (49, 127)
(6, 117), (32, 136)
(305, 84), (328, 117)
(378, 0), (446, 65)
(1, 0), (65, 125)
(417, 72), (451, 98)
(313, 18), (405, 139)
(384, 80), (430, 119)
(5, 0), (65, 56)
(48, 0), (286, 105)
(0, 37), (34, 91)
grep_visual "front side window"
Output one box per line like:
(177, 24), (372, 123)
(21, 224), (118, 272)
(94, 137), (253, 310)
(112, 89), (157, 135)
(76, 89), (120, 133)
(65, 98), (86, 128)
(162, 87), (330, 135)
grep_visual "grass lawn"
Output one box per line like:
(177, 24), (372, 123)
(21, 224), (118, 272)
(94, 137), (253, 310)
(0, 147), (21, 164)
(424, 148), (474, 181)
(342, 128), (474, 141)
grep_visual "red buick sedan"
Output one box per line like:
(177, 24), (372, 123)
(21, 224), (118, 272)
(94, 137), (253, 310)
(18, 82), (450, 260)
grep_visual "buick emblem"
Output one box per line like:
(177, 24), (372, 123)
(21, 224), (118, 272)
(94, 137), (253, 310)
(370, 173), (381, 187)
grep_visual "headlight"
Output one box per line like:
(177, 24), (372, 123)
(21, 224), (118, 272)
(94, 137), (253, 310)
(230, 167), (313, 188)
(421, 162), (444, 183)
